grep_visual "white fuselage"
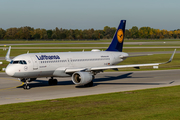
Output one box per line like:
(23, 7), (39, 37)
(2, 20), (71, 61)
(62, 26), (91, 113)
(5, 51), (128, 78)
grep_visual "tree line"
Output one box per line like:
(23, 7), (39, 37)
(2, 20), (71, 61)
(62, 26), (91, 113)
(0, 26), (179, 40)
(126, 26), (180, 39)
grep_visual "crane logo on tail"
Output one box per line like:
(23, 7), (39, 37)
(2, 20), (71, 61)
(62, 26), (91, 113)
(117, 29), (124, 43)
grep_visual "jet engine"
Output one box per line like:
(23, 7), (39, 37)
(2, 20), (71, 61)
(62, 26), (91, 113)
(72, 72), (93, 86)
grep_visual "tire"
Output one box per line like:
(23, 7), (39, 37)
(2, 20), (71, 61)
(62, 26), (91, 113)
(26, 85), (30, 90)
(23, 85), (30, 90)
(49, 79), (57, 85)
(53, 79), (58, 85)
(48, 79), (53, 85)
(23, 85), (26, 89)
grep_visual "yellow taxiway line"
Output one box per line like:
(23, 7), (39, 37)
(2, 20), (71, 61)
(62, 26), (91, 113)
(0, 78), (24, 91)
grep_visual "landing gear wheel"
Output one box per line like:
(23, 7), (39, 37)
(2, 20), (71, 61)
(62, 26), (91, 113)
(48, 79), (53, 85)
(22, 79), (30, 90)
(53, 79), (57, 85)
(84, 81), (93, 87)
(26, 85), (30, 89)
(48, 79), (58, 85)
(23, 85), (30, 90)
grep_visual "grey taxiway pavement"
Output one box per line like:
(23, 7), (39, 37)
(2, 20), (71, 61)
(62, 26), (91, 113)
(0, 69), (180, 105)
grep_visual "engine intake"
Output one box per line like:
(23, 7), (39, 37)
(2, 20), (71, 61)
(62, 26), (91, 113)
(72, 72), (93, 86)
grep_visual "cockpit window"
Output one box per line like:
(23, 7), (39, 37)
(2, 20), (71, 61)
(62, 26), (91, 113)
(23, 61), (27, 64)
(13, 61), (19, 64)
(19, 61), (23, 64)
(10, 60), (27, 65)
(10, 60), (13, 64)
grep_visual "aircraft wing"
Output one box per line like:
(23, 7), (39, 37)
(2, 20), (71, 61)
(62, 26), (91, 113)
(121, 54), (153, 58)
(91, 49), (176, 71)
(91, 63), (160, 71)
(65, 68), (88, 73)
(65, 49), (176, 73)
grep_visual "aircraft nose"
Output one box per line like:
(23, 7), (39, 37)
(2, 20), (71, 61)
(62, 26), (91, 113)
(5, 66), (15, 77)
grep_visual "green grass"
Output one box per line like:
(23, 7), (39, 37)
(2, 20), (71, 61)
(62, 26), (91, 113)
(1, 44), (109, 47)
(1, 43), (180, 48)
(123, 48), (178, 53)
(0, 60), (8, 72)
(0, 39), (180, 44)
(0, 39), (111, 44)
(1, 85), (180, 119)
(125, 39), (180, 42)
(0, 47), (179, 57)
(0, 49), (100, 57)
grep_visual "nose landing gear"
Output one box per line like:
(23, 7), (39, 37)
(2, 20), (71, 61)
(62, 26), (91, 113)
(19, 78), (33, 90)
(23, 79), (30, 90)
(23, 83), (30, 90)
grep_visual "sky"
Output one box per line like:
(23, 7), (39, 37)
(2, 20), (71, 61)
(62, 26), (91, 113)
(0, 0), (180, 30)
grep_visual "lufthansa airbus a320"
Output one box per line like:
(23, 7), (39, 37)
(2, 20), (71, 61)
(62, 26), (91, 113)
(5, 20), (176, 89)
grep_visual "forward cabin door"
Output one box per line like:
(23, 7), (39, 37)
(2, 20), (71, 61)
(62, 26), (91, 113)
(31, 56), (38, 70)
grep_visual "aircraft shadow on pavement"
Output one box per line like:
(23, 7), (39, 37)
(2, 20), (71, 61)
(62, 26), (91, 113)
(17, 79), (74, 89)
(95, 72), (134, 82)
(16, 72), (164, 89)
(93, 72), (165, 86)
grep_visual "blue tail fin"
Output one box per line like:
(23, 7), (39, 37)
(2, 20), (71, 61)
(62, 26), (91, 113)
(106, 20), (126, 52)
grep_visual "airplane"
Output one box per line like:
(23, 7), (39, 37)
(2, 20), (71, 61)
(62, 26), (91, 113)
(5, 20), (176, 90)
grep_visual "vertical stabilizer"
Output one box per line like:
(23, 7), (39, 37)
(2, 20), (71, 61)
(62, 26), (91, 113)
(106, 20), (126, 52)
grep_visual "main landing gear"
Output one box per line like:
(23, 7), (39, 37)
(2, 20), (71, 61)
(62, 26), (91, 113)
(48, 77), (58, 85)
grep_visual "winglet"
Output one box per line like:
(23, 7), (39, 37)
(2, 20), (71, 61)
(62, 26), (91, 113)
(5, 46), (12, 62)
(162, 49), (176, 64)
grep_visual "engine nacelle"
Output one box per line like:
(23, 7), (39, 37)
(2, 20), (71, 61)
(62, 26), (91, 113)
(72, 72), (93, 86)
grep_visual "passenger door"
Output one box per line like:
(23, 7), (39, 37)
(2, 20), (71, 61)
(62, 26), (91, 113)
(31, 56), (38, 70)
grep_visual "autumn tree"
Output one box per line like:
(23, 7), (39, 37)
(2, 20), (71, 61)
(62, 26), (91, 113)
(4, 28), (18, 39)
(131, 26), (139, 39)
(0, 28), (6, 39)
(46, 30), (52, 39)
